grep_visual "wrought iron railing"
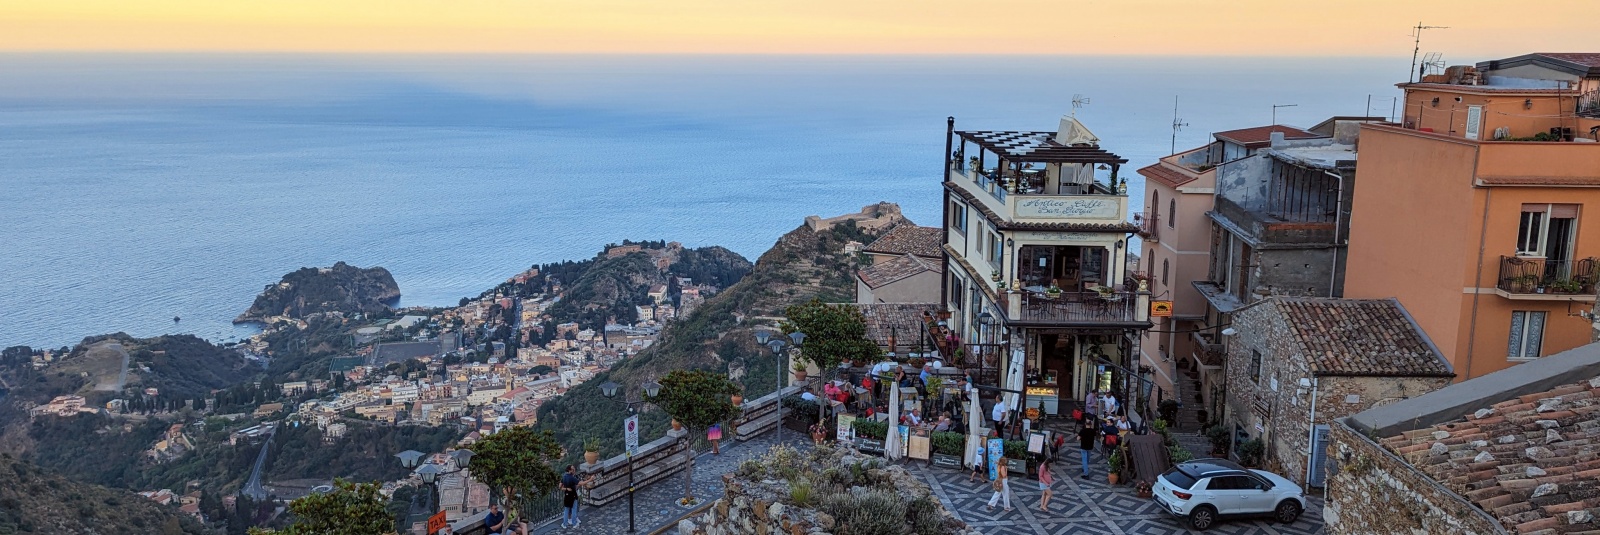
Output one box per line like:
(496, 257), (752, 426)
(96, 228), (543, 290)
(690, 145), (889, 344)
(1006, 291), (1140, 324)
(1497, 256), (1600, 294)
(1134, 211), (1159, 241)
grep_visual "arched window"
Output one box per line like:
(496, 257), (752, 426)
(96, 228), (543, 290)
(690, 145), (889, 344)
(1162, 259), (1170, 286)
(1148, 249), (1155, 279)
(1168, 198), (1177, 228)
(1151, 191), (1160, 223)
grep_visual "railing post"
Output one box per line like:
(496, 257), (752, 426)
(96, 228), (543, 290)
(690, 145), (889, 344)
(1135, 280), (1151, 323)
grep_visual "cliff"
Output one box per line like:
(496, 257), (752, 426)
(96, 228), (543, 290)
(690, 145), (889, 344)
(235, 261), (400, 323)
(535, 206), (899, 459)
(0, 454), (208, 535)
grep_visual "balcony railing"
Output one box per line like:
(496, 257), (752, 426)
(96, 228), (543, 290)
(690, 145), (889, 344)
(1134, 211), (1159, 242)
(1579, 89), (1599, 119)
(1496, 255), (1600, 296)
(1002, 291), (1140, 324)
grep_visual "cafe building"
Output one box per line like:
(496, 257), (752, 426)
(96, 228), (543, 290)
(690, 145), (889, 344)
(939, 115), (1154, 421)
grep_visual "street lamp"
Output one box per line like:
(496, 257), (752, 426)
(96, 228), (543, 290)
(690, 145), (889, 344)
(397, 449), (475, 514)
(599, 379), (661, 533)
(755, 330), (806, 443)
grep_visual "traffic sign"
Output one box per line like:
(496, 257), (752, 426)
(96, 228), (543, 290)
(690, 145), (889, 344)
(625, 415), (640, 455)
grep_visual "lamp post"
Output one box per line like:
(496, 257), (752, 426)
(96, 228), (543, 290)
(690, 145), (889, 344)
(397, 449), (475, 515)
(599, 379), (662, 533)
(755, 330), (806, 443)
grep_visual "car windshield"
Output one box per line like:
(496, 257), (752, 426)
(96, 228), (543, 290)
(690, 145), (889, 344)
(1161, 467), (1198, 490)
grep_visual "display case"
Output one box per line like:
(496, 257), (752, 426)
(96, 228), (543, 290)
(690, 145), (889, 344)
(1025, 385), (1059, 415)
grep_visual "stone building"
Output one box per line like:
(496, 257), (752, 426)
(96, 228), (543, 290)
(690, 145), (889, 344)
(1327, 340), (1600, 535)
(1224, 297), (1454, 487)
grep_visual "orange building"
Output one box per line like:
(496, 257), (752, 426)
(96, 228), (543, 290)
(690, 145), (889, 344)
(1345, 52), (1600, 381)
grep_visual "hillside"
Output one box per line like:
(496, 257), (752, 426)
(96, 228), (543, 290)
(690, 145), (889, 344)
(0, 454), (209, 535)
(544, 243), (753, 330)
(535, 209), (895, 458)
(236, 262), (400, 323)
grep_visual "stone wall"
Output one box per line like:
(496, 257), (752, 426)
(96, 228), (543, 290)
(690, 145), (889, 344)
(1324, 419), (1506, 535)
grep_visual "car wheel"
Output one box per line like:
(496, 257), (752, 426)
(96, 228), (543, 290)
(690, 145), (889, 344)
(1188, 505), (1217, 531)
(1275, 500), (1302, 523)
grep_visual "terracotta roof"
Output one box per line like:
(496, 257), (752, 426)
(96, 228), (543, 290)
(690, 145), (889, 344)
(1270, 298), (1453, 377)
(1479, 53), (1600, 77)
(1213, 125), (1323, 149)
(1138, 162), (1201, 188)
(1539, 53), (1600, 68)
(857, 254), (939, 289)
(849, 303), (937, 349)
(1397, 82), (1567, 94)
(1477, 175), (1600, 187)
(1380, 376), (1600, 533)
(863, 224), (943, 258)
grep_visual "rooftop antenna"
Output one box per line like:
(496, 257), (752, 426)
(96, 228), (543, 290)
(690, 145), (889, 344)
(1272, 104), (1298, 126)
(1170, 96), (1189, 155)
(1408, 22), (1449, 83)
(1070, 94), (1090, 118)
(1421, 52), (1447, 79)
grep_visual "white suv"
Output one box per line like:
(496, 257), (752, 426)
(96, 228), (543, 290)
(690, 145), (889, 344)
(1151, 459), (1305, 531)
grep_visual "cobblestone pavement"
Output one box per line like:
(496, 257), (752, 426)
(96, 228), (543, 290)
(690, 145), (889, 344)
(534, 432), (812, 534)
(904, 448), (1326, 535)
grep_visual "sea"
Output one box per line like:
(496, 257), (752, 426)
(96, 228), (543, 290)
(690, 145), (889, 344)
(0, 54), (1406, 349)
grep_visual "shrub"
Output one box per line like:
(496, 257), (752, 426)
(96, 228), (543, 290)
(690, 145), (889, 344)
(1237, 438), (1265, 467)
(1205, 425), (1231, 454)
(930, 432), (964, 456)
(853, 419), (889, 440)
(849, 489), (909, 535)
(788, 477), (813, 506)
(908, 497), (943, 535)
(1002, 439), (1028, 461)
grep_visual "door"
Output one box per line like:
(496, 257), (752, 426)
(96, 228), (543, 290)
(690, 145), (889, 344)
(1465, 105), (1483, 140)
(1308, 424), (1331, 487)
(1239, 474), (1278, 512)
(1201, 476), (1253, 514)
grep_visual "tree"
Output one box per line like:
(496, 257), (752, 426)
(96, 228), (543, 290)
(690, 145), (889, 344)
(467, 427), (564, 519)
(782, 298), (882, 421)
(656, 369), (740, 504)
(248, 479), (391, 535)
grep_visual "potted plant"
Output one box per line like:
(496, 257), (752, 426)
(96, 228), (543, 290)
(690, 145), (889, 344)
(731, 391), (744, 407)
(1205, 425), (1231, 457)
(1237, 438), (1265, 468)
(1045, 284), (1063, 298)
(1157, 399), (1180, 426)
(1107, 449), (1124, 484)
(924, 376), (945, 399)
(853, 419), (888, 453)
(1002, 440), (1029, 476)
(929, 431), (965, 469)
(1135, 480), (1153, 498)
(671, 418), (683, 432)
(1510, 274), (1539, 293)
(583, 437), (601, 465)
(792, 364), (808, 381)
(1550, 279), (1583, 294)
(909, 357), (925, 370)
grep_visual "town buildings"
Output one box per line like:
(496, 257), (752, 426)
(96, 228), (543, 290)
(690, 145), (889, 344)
(855, 223), (944, 304)
(1221, 297), (1454, 487)
(1344, 52), (1600, 381)
(941, 115), (1152, 418)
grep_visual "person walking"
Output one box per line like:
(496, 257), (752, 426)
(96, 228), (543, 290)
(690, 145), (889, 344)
(1036, 456), (1055, 511)
(709, 423), (723, 454)
(1078, 420), (1099, 479)
(969, 441), (987, 482)
(560, 465), (581, 528)
(985, 455), (1012, 512)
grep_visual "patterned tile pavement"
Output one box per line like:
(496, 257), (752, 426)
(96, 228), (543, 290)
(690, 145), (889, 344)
(533, 432), (812, 534)
(904, 447), (1325, 535)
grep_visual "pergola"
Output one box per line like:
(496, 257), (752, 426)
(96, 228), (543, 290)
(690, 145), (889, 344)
(956, 130), (1128, 166)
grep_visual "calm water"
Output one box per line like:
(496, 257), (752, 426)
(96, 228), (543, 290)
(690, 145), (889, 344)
(0, 54), (1405, 348)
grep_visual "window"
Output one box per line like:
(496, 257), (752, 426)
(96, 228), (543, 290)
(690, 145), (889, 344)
(1168, 198), (1176, 228)
(1207, 476), (1259, 491)
(1509, 311), (1546, 359)
(949, 275), (964, 310)
(1249, 349), (1262, 383)
(947, 199), (968, 235)
(1517, 204), (1578, 258)
(1151, 191), (1160, 226)
(1162, 259), (1170, 286)
(986, 231), (1004, 267)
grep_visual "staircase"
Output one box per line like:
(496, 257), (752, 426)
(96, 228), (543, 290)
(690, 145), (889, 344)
(1170, 367), (1207, 432)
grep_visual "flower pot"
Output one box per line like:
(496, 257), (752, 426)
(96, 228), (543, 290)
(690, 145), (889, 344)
(671, 419), (683, 431)
(793, 370), (808, 381)
(1108, 473), (1120, 485)
(585, 451), (599, 465)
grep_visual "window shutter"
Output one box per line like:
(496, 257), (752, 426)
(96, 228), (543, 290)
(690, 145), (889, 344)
(1550, 204), (1579, 218)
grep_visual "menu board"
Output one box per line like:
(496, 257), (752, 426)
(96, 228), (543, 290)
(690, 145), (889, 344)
(908, 435), (930, 460)
(836, 414), (856, 442)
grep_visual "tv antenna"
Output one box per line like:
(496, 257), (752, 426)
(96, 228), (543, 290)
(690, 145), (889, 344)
(1170, 96), (1189, 155)
(1408, 22), (1449, 83)
(1272, 104), (1298, 126)
(1070, 94), (1090, 117)
(1420, 52), (1447, 79)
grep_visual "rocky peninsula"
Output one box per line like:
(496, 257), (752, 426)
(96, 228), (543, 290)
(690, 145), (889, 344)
(234, 262), (401, 323)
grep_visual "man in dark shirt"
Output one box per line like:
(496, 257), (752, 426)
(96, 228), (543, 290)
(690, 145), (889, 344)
(1078, 421), (1099, 479)
(483, 503), (505, 534)
(560, 465), (581, 528)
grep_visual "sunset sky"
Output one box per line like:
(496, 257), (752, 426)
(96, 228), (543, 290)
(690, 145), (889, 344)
(0, 0), (1592, 56)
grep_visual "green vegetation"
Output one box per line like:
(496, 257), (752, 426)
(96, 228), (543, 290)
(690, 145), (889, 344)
(667, 246), (752, 291)
(782, 298), (881, 422)
(544, 253), (657, 329)
(0, 453), (208, 535)
(852, 419), (888, 441)
(930, 431), (964, 456)
(466, 427), (565, 519)
(735, 445), (963, 535)
(237, 262), (400, 322)
(248, 479), (391, 535)
(656, 369), (741, 503)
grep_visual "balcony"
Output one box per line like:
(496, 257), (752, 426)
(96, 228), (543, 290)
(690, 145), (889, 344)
(1495, 255), (1600, 301)
(1000, 291), (1144, 326)
(1134, 211), (1159, 242)
(949, 165), (1132, 225)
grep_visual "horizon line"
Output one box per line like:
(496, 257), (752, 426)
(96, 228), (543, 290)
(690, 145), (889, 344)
(0, 50), (1415, 59)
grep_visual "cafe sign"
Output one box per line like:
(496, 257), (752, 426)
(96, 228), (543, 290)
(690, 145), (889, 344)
(1151, 300), (1173, 317)
(1015, 197), (1119, 220)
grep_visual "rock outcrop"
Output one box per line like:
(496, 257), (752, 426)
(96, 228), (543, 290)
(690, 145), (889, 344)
(235, 261), (400, 323)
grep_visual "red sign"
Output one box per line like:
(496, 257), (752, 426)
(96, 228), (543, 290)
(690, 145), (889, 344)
(426, 511), (448, 534)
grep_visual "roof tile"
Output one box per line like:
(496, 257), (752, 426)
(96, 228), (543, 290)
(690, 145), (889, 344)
(1266, 298), (1453, 377)
(862, 224), (943, 258)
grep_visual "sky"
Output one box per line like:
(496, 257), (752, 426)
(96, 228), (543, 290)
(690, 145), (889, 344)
(0, 0), (1594, 56)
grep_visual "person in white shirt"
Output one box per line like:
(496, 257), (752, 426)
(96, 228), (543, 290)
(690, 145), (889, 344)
(991, 393), (1007, 436)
